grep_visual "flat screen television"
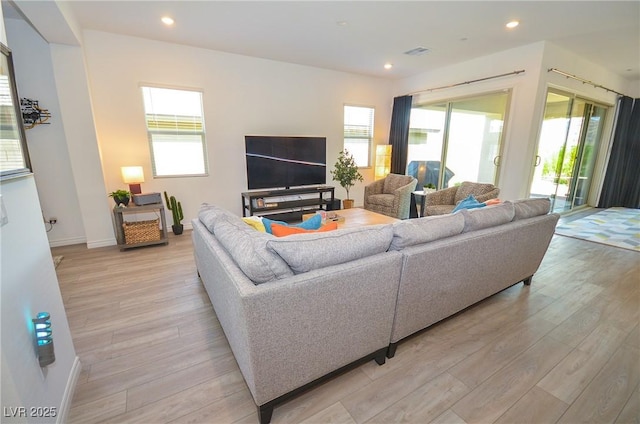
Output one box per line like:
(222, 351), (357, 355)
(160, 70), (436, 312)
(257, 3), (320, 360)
(245, 135), (326, 190)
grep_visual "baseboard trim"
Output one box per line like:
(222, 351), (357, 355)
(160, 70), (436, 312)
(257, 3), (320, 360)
(57, 356), (81, 424)
(87, 238), (117, 249)
(48, 236), (86, 248)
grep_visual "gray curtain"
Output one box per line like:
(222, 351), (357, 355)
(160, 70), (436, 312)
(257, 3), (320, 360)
(598, 96), (640, 208)
(388, 95), (413, 174)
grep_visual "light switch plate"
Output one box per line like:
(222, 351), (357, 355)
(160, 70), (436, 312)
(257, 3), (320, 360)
(1, 195), (8, 226)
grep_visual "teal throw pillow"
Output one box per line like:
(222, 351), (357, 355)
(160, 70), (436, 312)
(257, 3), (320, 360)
(452, 195), (486, 213)
(262, 214), (322, 234)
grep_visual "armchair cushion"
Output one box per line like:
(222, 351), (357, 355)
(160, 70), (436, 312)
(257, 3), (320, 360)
(383, 174), (415, 194)
(424, 181), (500, 216)
(367, 194), (394, 208)
(454, 181), (499, 204)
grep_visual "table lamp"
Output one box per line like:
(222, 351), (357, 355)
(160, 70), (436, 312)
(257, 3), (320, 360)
(121, 166), (144, 194)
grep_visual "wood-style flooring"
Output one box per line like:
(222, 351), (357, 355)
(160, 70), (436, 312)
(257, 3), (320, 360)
(53, 211), (639, 423)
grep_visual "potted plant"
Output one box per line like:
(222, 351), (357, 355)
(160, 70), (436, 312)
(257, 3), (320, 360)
(423, 183), (436, 193)
(108, 189), (131, 207)
(330, 149), (363, 209)
(164, 191), (184, 235)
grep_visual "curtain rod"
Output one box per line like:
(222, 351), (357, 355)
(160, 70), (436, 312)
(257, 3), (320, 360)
(407, 70), (525, 96)
(548, 68), (625, 97)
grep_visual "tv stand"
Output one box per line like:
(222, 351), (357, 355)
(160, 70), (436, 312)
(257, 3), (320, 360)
(241, 186), (335, 222)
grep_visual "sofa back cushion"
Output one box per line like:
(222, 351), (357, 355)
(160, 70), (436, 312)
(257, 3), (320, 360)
(460, 202), (515, 232)
(389, 213), (465, 250)
(512, 198), (551, 220)
(267, 225), (393, 274)
(198, 203), (238, 233)
(213, 215), (294, 284)
(383, 173), (414, 194)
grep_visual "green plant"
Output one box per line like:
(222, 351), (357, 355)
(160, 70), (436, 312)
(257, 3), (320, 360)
(108, 189), (130, 199)
(164, 191), (184, 226)
(423, 183), (436, 189)
(330, 149), (363, 200)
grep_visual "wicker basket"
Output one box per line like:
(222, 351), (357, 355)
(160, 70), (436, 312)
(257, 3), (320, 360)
(123, 219), (161, 244)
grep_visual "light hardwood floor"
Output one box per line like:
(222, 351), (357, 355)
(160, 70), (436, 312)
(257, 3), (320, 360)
(53, 213), (639, 424)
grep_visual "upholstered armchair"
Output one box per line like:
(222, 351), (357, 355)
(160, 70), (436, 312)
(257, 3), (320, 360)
(364, 174), (417, 219)
(423, 181), (500, 216)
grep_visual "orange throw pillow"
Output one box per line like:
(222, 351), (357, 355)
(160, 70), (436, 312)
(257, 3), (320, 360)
(271, 222), (338, 237)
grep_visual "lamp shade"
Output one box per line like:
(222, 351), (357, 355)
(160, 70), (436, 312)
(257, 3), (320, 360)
(374, 145), (392, 180)
(121, 166), (145, 195)
(121, 166), (145, 184)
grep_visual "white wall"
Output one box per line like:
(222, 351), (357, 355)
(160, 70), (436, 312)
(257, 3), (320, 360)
(5, 18), (86, 247)
(0, 177), (80, 424)
(80, 30), (393, 223)
(49, 42), (116, 248)
(394, 42), (547, 200)
(392, 41), (633, 203)
(1, 14), (80, 423)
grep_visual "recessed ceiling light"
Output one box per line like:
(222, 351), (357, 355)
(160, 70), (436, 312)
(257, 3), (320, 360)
(161, 16), (175, 26)
(506, 20), (519, 29)
(384, 63), (393, 70)
(336, 21), (348, 27)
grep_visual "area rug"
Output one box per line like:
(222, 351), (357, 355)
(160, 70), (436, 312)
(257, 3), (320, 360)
(555, 207), (640, 252)
(53, 255), (63, 268)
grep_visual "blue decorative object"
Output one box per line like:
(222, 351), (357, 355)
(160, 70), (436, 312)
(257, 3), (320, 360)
(452, 195), (486, 213)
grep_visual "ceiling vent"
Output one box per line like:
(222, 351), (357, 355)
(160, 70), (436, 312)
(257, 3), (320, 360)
(404, 47), (430, 56)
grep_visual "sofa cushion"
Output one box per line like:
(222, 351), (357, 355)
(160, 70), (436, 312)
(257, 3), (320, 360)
(389, 213), (465, 250)
(460, 202), (515, 232)
(512, 198), (551, 220)
(267, 225), (393, 274)
(452, 195), (486, 213)
(271, 222), (337, 237)
(262, 214), (322, 234)
(198, 203), (237, 233)
(242, 216), (267, 232)
(213, 215), (294, 284)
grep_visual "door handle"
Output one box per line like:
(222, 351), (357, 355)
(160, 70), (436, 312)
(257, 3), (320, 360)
(535, 155), (541, 166)
(493, 156), (501, 166)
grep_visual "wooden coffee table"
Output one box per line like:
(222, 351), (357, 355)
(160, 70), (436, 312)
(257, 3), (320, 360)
(305, 208), (399, 229)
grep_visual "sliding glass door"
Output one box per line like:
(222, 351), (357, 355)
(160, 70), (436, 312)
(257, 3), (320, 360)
(407, 91), (509, 189)
(530, 89), (608, 212)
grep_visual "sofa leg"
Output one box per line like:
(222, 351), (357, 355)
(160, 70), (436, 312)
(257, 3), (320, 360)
(374, 349), (386, 365)
(522, 276), (533, 286)
(387, 343), (398, 358)
(257, 404), (274, 424)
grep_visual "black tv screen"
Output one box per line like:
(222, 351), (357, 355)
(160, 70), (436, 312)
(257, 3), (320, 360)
(245, 136), (326, 190)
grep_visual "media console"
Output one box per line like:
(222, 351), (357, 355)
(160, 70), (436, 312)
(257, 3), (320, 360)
(241, 186), (335, 222)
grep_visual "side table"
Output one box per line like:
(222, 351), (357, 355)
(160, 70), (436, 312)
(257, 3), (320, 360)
(113, 203), (168, 250)
(411, 190), (436, 218)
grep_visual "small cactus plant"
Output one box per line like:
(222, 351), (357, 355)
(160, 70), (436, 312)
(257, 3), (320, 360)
(164, 191), (184, 235)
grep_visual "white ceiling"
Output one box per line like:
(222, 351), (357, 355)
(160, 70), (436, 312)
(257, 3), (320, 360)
(6, 1), (640, 81)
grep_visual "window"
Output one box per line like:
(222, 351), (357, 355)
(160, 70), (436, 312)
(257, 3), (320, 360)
(407, 91), (509, 189)
(141, 86), (207, 177)
(343, 105), (374, 167)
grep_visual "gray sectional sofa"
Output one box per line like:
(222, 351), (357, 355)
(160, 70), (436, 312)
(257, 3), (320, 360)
(192, 198), (558, 424)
